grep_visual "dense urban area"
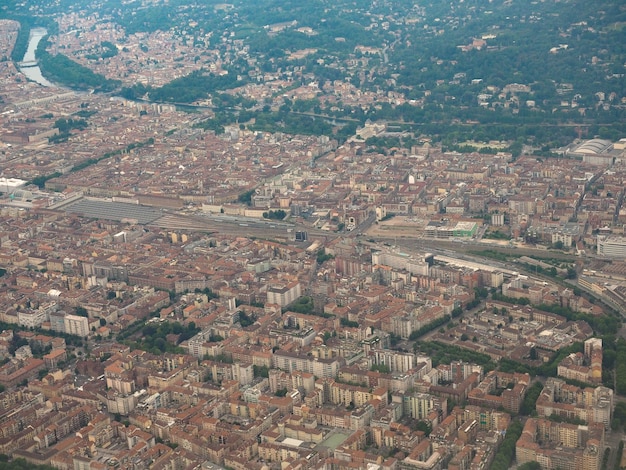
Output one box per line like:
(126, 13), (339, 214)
(0, 0), (626, 469)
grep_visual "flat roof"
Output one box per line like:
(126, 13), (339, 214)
(63, 198), (164, 224)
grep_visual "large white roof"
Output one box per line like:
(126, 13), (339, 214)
(575, 139), (612, 154)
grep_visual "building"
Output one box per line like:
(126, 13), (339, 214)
(552, 231), (572, 248)
(536, 378), (613, 429)
(329, 381), (386, 408)
(491, 213), (505, 226)
(0, 358), (45, 388)
(463, 405), (510, 431)
(369, 349), (417, 374)
(268, 370), (316, 395)
(393, 391), (447, 420)
(585, 338), (602, 358)
(18, 310), (46, 329)
(558, 338), (602, 384)
(490, 271), (504, 288)
(267, 281), (302, 307)
(597, 235), (626, 259)
(453, 221), (478, 238)
(272, 349), (341, 379)
(564, 138), (615, 165)
(64, 314), (90, 337)
(516, 418), (604, 470)
(0, 177), (26, 194)
(467, 371), (530, 414)
(371, 249), (432, 276)
(49, 311), (66, 333)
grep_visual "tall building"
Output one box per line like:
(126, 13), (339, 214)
(585, 337), (603, 358)
(393, 391), (447, 420)
(272, 349), (341, 379)
(64, 314), (90, 337)
(49, 311), (66, 333)
(370, 349), (417, 373)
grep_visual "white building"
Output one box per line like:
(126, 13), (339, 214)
(64, 314), (90, 337)
(552, 231), (572, 248)
(267, 281), (302, 307)
(232, 362), (254, 386)
(371, 249), (431, 276)
(273, 349), (340, 379)
(597, 235), (626, 259)
(370, 349), (417, 373)
(18, 310), (46, 328)
(0, 177), (26, 194)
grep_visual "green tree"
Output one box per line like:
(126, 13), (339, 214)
(253, 365), (269, 378)
(340, 318), (359, 328)
(316, 249), (334, 264)
(370, 364), (391, 373)
(75, 306), (88, 317)
(413, 420), (432, 436)
(0, 458), (57, 469)
(238, 189), (255, 205)
(263, 209), (286, 220)
(517, 462), (541, 470)
(489, 421), (523, 470)
(237, 310), (257, 327)
(520, 382), (543, 416)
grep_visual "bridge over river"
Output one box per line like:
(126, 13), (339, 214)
(18, 60), (38, 68)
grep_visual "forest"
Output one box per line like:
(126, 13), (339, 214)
(36, 39), (120, 92)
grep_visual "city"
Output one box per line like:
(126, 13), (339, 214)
(0, 1), (626, 469)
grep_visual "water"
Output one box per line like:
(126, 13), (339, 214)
(19, 27), (55, 87)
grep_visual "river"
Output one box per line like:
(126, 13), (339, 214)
(19, 27), (55, 87)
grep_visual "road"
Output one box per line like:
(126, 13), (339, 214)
(346, 212), (377, 238)
(606, 428), (624, 470)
